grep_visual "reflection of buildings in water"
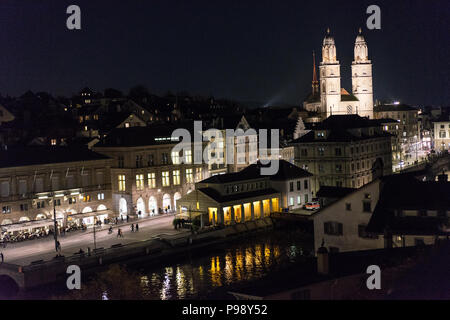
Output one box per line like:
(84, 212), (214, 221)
(245, 248), (254, 274)
(224, 252), (234, 284)
(198, 265), (204, 281)
(235, 249), (244, 281)
(264, 245), (271, 266)
(160, 267), (173, 300)
(175, 266), (187, 299)
(140, 275), (150, 296)
(254, 244), (263, 267)
(210, 256), (222, 287)
(273, 246), (280, 259)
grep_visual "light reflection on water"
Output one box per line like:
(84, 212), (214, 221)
(139, 234), (312, 300)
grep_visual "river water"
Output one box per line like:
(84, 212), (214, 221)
(1, 223), (314, 299)
(136, 224), (314, 299)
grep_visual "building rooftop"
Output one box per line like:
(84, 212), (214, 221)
(241, 160), (313, 181)
(374, 104), (418, 112)
(198, 187), (279, 203)
(290, 115), (393, 143)
(200, 160), (312, 184)
(94, 124), (195, 147)
(316, 186), (357, 198)
(367, 174), (450, 235)
(0, 146), (110, 168)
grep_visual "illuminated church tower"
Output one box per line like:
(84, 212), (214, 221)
(351, 28), (374, 118)
(319, 28), (342, 117)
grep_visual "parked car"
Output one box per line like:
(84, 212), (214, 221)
(304, 201), (320, 210)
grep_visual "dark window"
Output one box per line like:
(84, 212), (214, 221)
(335, 148), (342, 156)
(289, 182), (294, 192)
(148, 154), (154, 166)
(162, 153), (169, 165)
(363, 201), (371, 213)
(118, 156), (124, 168)
(297, 181), (301, 190)
(358, 224), (379, 239)
(415, 238), (425, 246)
(345, 203), (351, 211)
(301, 149), (308, 157)
(324, 221), (343, 236)
(304, 180), (308, 189)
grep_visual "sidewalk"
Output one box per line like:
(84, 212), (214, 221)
(0, 213), (180, 265)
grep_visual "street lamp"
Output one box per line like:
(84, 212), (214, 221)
(52, 193), (59, 253)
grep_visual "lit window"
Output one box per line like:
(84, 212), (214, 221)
(173, 170), (180, 185)
(118, 175), (126, 191)
(185, 150), (192, 164)
(162, 171), (170, 187)
(97, 193), (104, 200)
(171, 152), (180, 165)
(136, 174), (144, 190)
(195, 167), (202, 181)
(186, 168), (193, 183)
(147, 173), (156, 188)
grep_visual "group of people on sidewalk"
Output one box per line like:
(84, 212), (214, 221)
(109, 222), (139, 238)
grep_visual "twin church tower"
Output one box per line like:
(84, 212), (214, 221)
(304, 28), (374, 119)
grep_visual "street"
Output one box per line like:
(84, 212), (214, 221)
(0, 214), (181, 265)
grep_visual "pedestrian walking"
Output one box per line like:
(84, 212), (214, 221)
(135, 223), (139, 232)
(0, 252), (3, 263)
(87, 247), (91, 256)
(117, 228), (121, 238)
(126, 215), (129, 223)
(131, 224), (134, 232)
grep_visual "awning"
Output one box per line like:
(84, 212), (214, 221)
(2, 219), (55, 232)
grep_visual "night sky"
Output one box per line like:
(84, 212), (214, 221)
(0, 0), (448, 106)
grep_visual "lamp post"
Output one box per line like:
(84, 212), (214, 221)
(93, 218), (97, 250)
(52, 194), (59, 253)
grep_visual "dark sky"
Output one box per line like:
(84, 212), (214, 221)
(0, 0), (448, 106)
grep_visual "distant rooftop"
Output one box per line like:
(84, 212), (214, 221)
(94, 125), (195, 147)
(0, 146), (110, 168)
(374, 104), (418, 112)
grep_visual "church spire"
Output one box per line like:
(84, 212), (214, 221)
(312, 51), (319, 95)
